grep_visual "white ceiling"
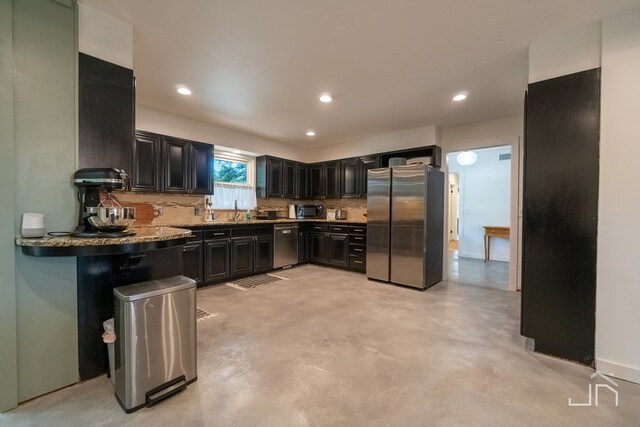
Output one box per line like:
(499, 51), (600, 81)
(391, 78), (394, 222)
(81, 0), (639, 147)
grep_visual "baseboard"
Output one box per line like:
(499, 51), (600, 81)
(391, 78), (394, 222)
(457, 252), (509, 262)
(596, 358), (640, 384)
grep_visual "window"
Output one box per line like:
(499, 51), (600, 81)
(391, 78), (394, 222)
(212, 150), (256, 210)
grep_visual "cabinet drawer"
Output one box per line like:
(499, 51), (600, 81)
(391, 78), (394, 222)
(187, 230), (204, 241)
(204, 229), (230, 239)
(349, 254), (366, 270)
(329, 224), (349, 234)
(349, 225), (367, 235)
(310, 223), (328, 232)
(349, 234), (367, 244)
(349, 244), (366, 256)
(232, 226), (273, 237)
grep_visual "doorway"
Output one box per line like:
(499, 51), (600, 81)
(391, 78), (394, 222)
(446, 146), (511, 290)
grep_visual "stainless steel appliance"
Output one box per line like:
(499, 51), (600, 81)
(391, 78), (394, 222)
(335, 209), (348, 220)
(113, 275), (197, 413)
(296, 204), (325, 219)
(274, 224), (299, 268)
(366, 164), (444, 290)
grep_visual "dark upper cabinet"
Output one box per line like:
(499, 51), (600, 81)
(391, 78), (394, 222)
(254, 235), (274, 272)
(190, 143), (213, 194)
(340, 158), (359, 198)
(267, 157), (283, 197)
(296, 164), (309, 199)
(132, 131), (161, 191)
(162, 137), (189, 193)
(283, 161), (296, 198)
(327, 234), (349, 267)
(325, 161), (341, 199)
(147, 134), (213, 194)
(310, 164), (324, 198)
(359, 155), (380, 196)
(79, 53), (134, 173)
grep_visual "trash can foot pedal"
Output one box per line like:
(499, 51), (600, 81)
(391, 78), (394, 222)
(145, 375), (187, 407)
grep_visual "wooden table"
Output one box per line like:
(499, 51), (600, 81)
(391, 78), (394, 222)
(483, 226), (510, 262)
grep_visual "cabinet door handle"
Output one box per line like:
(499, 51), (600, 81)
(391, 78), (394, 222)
(354, 248), (363, 252)
(353, 237), (364, 241)
(354, 260), (363, 264)
(213, 232), (225, 236)
(334, 227), (343, 231)
(353, 228), (363, 232)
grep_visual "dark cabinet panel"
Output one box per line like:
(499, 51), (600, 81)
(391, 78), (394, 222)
(190, 143), (213, 194)
(204, 239), (230, 282)
(132, 131), (161, 191)
(283, 161), (296, 198)
(254, 235), (274, 272)
(79, 53), (134, 173)
(327, 234), (349, 267)
(182, 242), (203, 284)
(231, 237), (254, 276)
(267, 157), (283, 197)
(162, 138), (189, 193)
(310, 232), (327, 263)
(296, 164), (309, 199)
(325, 161), (341, 199)
(521, 68), (600, 365)
(298, 231), (310, 262)
(310, 164), (324, 198)
(340, 158), (359, 198)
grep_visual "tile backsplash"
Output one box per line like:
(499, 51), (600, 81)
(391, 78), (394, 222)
(113, 191), (367, 225)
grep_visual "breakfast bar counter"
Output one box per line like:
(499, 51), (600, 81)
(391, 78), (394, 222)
(16, 226), (191, 257)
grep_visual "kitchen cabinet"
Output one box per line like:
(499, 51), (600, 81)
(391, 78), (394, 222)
(161, 136), (213, 194)
(132, 131), (161, 191)
(325, 161), (341, 199)
(327, 233), (349, 267)
(296, 164), (309, 199)
(79, 53), (134, 173)
(182, 241), (203, 284)
(254, 235), (274, 272)
(310, 232), (327, 263)
(309, 164), (324, 198)
(308, 223), (351, 268)
(256, 156), (299, 198)
(340, 158), (359, 198)
(231, 236), (254, 276)
(359, 155), (380, 196)
(204, 238), (231, 283)
(349, 225), (367, 272)
(298, 229), (310, 262)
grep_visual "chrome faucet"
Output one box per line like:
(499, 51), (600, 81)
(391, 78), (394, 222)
(233, 199), (240, 221)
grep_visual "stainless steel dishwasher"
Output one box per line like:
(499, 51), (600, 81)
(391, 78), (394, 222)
(274, 224), (299, 268)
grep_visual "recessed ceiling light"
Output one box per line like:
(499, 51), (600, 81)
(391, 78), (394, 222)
(452, 92), (468, 102)
(177, 86), (192, 96)
(456, 151), (478, 166)
(319, 93), (333, 103)
(306, 130), (316, 137)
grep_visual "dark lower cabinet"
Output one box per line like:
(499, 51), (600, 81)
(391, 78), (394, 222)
(204, 239), (230, 282)
(310, 232), (327, 263)
(231, 236), (254, 276)
(254, 235), (274, 272)
(182, 241), (203, 284)
(327, 234), (349, 267)
(298, 230), (310, 262)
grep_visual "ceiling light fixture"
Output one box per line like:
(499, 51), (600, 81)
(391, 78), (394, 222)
(177, 86), (192, 95)
(319, 93), (333, 103)
(456, 151), (478, 166)
(452, 91), (468, 102)
(306, 130), (316, 137)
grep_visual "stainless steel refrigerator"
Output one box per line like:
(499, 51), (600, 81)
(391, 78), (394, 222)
(366, 164), (444, 290)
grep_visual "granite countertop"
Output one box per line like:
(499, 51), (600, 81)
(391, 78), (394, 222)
(143, 218), (368, 227)
(16, 226), (191, 248)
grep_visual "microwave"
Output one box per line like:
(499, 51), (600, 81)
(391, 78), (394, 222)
(296, 204), (325, 219)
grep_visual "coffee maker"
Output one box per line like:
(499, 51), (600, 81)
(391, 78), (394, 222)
(72, 168), (135, 238)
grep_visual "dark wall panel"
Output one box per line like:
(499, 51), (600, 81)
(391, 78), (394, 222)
(521, 68), (600, 365)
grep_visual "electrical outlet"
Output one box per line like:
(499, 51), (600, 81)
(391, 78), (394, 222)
(204, 195), (213, 208)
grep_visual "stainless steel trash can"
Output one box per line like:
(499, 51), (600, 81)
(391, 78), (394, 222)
(113, 275), (197, 413)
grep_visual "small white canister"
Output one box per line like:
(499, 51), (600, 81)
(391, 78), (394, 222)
(21, 213), (46, 238)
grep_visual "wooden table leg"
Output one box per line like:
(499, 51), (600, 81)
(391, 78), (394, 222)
(484, 235), (488, 262)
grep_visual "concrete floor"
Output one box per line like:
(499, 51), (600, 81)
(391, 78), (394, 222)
(2, 265), (639, 426)
(448, 250), (509, 290)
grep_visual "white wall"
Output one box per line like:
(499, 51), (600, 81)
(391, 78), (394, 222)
(596, 8), (640, 384)
(528, 22), (601, 83)
(308, 125), (438, 162)
(137, 106), (309, 162)
(448, 147), (511, 261)
(440, 115), (522, 290)
(78, 3), (132, 68)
